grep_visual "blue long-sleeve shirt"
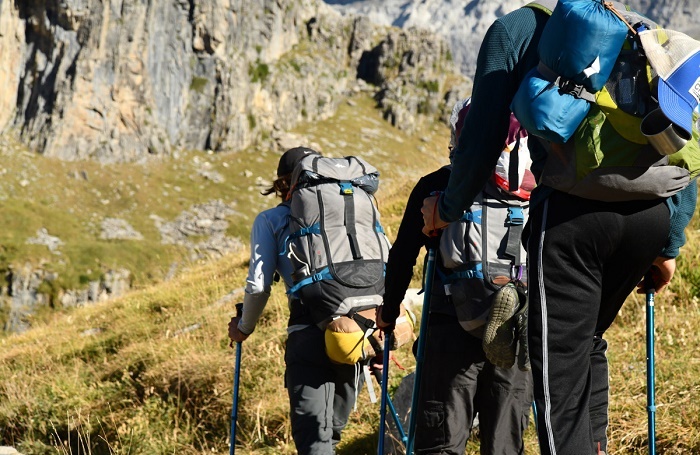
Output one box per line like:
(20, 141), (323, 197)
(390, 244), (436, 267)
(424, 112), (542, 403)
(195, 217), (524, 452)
(238, 202), (300, 334)
(439, 6), (697, 258)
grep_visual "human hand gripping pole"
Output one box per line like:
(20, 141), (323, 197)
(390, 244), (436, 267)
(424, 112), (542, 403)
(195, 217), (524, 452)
(229, 303), (243, 455)
(421, 193), (448, 237)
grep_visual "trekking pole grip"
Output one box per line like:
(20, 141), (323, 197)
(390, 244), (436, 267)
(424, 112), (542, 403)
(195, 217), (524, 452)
(644, 271), (656, 294)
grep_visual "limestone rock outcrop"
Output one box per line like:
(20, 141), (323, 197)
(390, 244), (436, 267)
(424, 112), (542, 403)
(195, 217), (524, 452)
(0, 0), (465, 162)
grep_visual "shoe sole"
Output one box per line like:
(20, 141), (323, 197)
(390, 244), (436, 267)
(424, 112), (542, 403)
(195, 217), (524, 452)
(482, 284), (519, 368)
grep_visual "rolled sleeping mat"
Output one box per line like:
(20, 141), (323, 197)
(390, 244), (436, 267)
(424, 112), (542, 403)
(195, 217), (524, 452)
(539, 0), (629, 92)
(511, 67), (591, 143)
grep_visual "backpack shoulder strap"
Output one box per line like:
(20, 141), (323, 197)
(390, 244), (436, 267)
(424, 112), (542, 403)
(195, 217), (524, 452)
(525, 1), (633, 17)
(524, 0), (557, 15)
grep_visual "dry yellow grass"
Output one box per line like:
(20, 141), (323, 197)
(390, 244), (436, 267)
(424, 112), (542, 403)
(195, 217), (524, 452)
(2, 93), (700, 454)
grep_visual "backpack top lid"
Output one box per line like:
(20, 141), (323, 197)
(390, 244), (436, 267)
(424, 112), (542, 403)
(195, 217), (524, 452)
(450, 98), (535, 200)
(289, 154), (381, 198)
(639, 29), (700, 136)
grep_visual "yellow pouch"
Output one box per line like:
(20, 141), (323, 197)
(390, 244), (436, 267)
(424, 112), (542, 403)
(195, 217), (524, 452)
(324, 305), (415, 365)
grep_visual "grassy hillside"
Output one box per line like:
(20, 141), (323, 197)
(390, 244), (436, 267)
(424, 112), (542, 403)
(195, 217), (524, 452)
(2, 93), (700, 454)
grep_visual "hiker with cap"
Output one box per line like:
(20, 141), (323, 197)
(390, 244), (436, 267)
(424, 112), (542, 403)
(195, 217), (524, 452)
(420, 2), (699, 454)
(228, 146), (366, 455)
(377, 98), (534, 455)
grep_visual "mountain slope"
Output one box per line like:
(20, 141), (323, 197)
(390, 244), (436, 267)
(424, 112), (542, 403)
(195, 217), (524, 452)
(2, 93), (700, 454)
(324, 0), (700, 77)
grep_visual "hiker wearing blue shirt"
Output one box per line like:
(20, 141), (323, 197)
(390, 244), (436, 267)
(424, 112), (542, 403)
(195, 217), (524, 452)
(228, 147), (363, 455)
(420, 3), (698, 455)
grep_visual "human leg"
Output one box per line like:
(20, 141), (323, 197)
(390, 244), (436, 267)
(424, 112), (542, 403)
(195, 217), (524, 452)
(526, 192), (669, 455)
(330, 360), (363, 445)
(589, 199), (669, 450)
(414, 314), (482, 455)
(476, 361), (533, 455)
(286, 325), (357, 455)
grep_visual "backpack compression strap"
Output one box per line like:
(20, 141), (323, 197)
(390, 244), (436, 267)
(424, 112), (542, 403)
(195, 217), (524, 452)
(339, 181), (363, 260)
(504, 206), (525, 265)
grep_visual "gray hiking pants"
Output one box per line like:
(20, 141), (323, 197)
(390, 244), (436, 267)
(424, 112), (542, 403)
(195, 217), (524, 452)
(285, 325), (364, 455)
(415, 313), (533, 455)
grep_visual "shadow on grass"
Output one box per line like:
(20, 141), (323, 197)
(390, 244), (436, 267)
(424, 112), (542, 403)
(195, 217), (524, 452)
(338, 431), (378, 455)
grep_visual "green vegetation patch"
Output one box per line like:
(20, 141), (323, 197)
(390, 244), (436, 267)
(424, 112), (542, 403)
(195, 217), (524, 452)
(189, 76), (209, 93)
(249, 60), (270, 84)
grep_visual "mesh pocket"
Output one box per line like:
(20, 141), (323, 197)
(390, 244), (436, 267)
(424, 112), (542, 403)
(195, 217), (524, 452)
(605, 49), (653, 117)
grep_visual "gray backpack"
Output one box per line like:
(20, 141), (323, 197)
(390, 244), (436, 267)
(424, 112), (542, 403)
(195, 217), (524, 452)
(439, 182), (528, 338)
(286, 155), (390, 327)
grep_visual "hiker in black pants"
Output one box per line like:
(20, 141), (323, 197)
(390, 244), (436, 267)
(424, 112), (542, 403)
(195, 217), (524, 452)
(420, 3), (699, 455)
(376, 99), (533, 455)
(228, 147), (362, 455)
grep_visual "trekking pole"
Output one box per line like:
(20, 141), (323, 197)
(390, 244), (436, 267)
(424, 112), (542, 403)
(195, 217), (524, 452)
(406, 248), (437, 455)
(385, 385), (408, 446)
(377, 331), (392, 454)
(375, 333), (408, 455)
(230, 303), (243, 455)
(644, 273), (656, 455)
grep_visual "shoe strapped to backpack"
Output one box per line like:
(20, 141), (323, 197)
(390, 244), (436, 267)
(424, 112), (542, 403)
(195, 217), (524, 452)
(482, 283), (529, 370)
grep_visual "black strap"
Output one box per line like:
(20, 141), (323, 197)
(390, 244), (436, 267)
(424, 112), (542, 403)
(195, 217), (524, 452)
(504, 207), (525, 264)
(509, 129), (522, 193)
(344, 187), (363, 260)
(350, 310), (377, 332)
(537, 61), (597, 103)
(481, 198), (490, 276)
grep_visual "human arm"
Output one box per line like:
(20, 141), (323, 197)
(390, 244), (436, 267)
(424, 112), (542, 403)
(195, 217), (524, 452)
(434, 9), (544, 226)
(437, 20), (522, 222)
(660, 182), (697, 258)
(228, 211), (279, 342)
(379, 172), (444, 329)
(638, 182), (698, 293)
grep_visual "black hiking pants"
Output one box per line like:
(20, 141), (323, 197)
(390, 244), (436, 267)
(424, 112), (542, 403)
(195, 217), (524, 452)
(414, 313), (533, 455)
(285, 325), (363, 455)
(524, 191), (670, 455)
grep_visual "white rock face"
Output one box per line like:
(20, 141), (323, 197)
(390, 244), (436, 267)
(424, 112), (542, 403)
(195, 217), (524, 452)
(324, 0), (700, 78)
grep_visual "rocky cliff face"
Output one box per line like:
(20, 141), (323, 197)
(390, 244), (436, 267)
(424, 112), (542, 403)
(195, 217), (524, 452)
(0, 0), (465, 162)
(325, 0), (700, 78)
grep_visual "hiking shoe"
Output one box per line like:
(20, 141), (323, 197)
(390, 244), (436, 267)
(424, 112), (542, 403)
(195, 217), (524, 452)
(483, 284), (519, 369)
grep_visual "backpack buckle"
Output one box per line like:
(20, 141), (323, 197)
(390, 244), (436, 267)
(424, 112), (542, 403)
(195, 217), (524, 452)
(558, 79), (596, 102)
(339, 182), (354, 195)
(560, 80), (585, 98)
(507, 207), (524, 225)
